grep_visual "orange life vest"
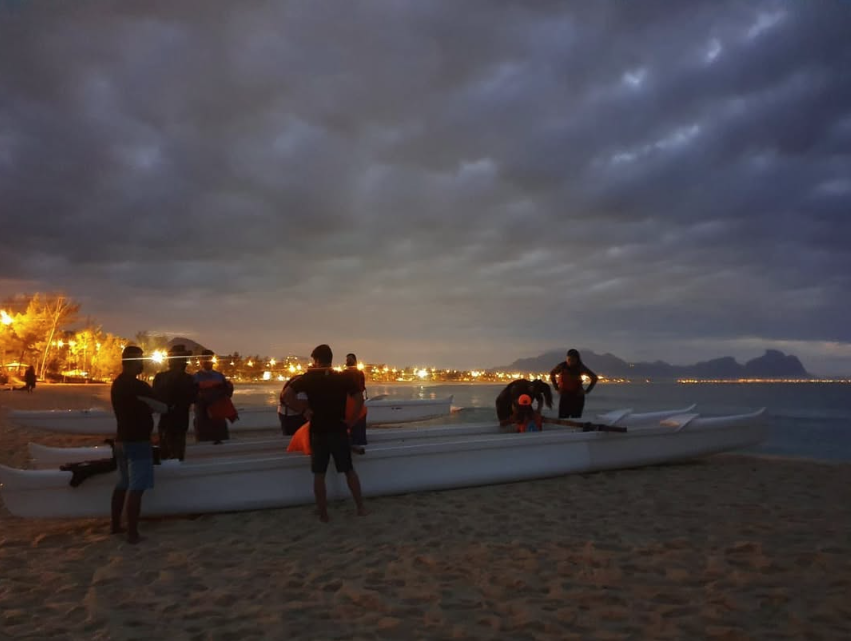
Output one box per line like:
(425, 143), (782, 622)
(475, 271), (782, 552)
(287, 422), (312, 455)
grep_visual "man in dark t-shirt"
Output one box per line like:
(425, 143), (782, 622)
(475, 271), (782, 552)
(153, 344), (197, 460)
(110, 345), (166, 544)
(285, 344), (367, 522)
(342, 353), (368, 447)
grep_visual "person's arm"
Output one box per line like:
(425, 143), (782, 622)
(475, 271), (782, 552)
(549, 364), (561, 390)
(283, 383), (309, 415)
(136, 381), (168, 414)
(583, 366), (598, 395)
(346, 391), (364, 428)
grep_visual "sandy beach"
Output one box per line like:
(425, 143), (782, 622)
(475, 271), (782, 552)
(1, 385), (850, 640)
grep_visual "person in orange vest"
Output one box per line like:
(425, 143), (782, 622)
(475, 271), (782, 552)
(342, 353), (368, 449)
(512, 394), (543, 433)
(549, 349), (598, 419)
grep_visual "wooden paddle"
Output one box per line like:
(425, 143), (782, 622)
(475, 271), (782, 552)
(541, 417), (628, 433)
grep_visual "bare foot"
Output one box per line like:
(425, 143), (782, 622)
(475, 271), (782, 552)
(351, 446), (365, 455)
(318, 512), (330, 523)
(357, 506), (369, 517)
(126, 534), (146, 545)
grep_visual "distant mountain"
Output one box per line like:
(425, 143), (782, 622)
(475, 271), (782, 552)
(492, 348), (810, 379)
(166, 337), (208, 355)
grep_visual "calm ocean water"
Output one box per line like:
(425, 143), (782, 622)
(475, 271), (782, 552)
(232, 381), (851, 463)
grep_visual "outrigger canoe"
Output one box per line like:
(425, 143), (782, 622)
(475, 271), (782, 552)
(0, 408), (767, 519)
(26, 406), (697, 468)
(8, 396), (455, 435)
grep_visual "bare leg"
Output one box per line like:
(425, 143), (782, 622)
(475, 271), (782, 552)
(345, 470), (368, 516)
(313, 474), (329, 522)
(110, 488), (126, 534)
(125, 490), (144, 543)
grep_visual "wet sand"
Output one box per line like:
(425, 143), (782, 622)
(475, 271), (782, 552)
(1, 384), (849, 640)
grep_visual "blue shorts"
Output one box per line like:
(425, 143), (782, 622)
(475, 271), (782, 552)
(114, 441), (154, 491)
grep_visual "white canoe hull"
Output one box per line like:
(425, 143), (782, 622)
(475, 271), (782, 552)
(27, 406), (697, 468)
(9, 396), (455, 435)
(0, 409), (767, 519)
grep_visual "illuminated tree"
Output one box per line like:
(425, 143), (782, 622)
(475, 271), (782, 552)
(31, 294), (80, 378)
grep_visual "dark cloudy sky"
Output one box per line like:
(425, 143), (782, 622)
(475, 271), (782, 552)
(2, 1), (850, 374)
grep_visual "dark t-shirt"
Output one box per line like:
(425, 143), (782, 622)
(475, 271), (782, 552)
(342, 367), (366, 392)
(153, 368), (197, 431)
(111, 372), (156, 442)
(288, 367), (360, 434)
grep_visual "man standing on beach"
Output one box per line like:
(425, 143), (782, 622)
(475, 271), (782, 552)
(110, 345), (166, 544)
(342, 352), (368, 448)
(193, 349), (235, 442)
(153, 344), (197, 460)
(284, 344), (367, 522)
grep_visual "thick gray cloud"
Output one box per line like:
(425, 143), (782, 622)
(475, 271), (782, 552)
(2, 0), (850, 373)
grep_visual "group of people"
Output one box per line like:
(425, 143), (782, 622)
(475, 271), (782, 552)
(497, 349), (598, 433)
(109, 342), (368, 542)
(152, 345), (237, 461)
(108, 343), (597, 543)
(110, 344), (238, 543)
(278, 352), (368, 450)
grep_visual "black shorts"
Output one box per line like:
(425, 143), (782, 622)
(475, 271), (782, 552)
(310, 430), (353, 475)
(558, 394), (585, 419)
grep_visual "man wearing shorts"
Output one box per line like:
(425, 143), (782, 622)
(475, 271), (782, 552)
(110, 345), (165, 544)
(284, 344), (366, 522)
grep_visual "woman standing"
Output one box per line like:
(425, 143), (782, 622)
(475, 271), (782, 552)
(549, 349), (598, 418)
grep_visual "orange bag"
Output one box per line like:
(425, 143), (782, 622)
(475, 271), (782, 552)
(345, 395), (367, 423)
(287, 422), (312, 455)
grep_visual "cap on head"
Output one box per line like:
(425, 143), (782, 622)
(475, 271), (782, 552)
(518, 394), (533, 406)
(311, 344), (333, 365)
(122, 345), (143, 362)
(201, 349), (215, 357)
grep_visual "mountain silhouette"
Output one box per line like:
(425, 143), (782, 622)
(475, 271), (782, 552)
(492, 348), (810, 379)
(166, 337), (208, 355)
